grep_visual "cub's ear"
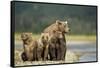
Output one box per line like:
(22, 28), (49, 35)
(56, 20), (62, 25)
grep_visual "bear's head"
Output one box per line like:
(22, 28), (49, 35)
(40, 33), (50, 44)
(55, 20), (70, 33)
(21, 32), (32, 41)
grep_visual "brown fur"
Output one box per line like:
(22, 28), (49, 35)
(48, 31), (64, 60)
(21, 33), (37, 61)
(43, 20), (70, 33)
(43, 20), (70, 60)
(37, 33), (50, 61)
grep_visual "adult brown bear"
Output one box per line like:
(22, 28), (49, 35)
(21, 33), (37, 61)
(43, 20), (70, 61)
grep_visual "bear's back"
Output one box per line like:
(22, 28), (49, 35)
(43, 23), (58, 33)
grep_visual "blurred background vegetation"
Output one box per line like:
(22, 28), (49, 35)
(14, 2), (97, 36)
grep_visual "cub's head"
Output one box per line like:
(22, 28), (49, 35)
(55, 31), (63, 39)
(51, 31), (63, 39)
(55, 20), (70, 33)
(21, 32), (32, 41)
(40, 33), (50, 44)
(47, 31), (63, 43)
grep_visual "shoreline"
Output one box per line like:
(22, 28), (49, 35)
(15, 40), (96, 45)
(15, 34), (96, 42)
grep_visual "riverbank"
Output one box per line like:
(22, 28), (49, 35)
(15, 33), (96, 42)
(14, 37), (97, 66)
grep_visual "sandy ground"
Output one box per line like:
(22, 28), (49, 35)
(14, 50), (80, 66)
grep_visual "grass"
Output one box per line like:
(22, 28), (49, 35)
(67, 35), (96, 41)
(15, 33), (96, 42)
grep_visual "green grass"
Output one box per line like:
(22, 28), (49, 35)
(15, 33), (96, 41)
(66, 35), (96, 41)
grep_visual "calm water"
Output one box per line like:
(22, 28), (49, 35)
(15, 41), (97, 62)
(67, 41), (97, 62)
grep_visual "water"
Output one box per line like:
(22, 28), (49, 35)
(79, 53), (96, 62)
(15, 41), (97, 62)
(67, 41), (97, 62)
(67, 41), (96, 52)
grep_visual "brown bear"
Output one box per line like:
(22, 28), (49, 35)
(57, 33), (66, 60)
(21, 32), (37, 61)
(43, 20), (70, 61)
(48, 31), (65, 60)
(37, 33), (50, 61)
(21, 32), (50, 61)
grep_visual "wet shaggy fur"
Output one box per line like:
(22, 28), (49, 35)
(21, 32), (50, 61)
(21, 33), (37, 61)
(20, 20), (70, 61)
(43, 20), (70, 33)
(37, 33), (50, 61)
(48, 31), (66, 60)
(43, 20), (70, 60)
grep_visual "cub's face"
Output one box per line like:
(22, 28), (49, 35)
(48, 31), (63, 43)
(56, 20), (70, 33)
(51, 31), (63, 39)
(21, 33), (32, 41)
(40, 33), (49, 44)
(55, 31), (63, 39)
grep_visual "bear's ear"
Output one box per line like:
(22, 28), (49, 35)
(56, 20), (62, 25)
